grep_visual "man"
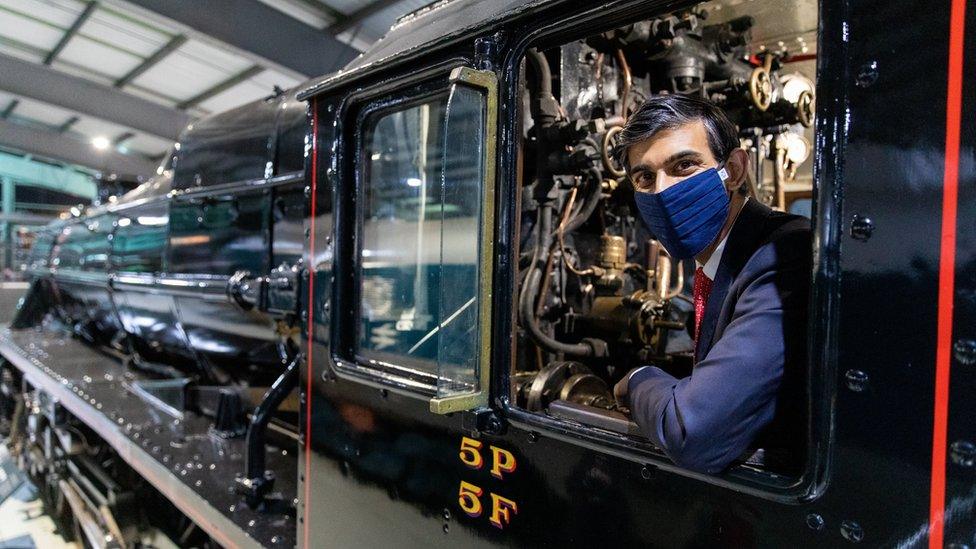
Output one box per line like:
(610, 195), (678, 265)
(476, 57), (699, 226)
(612, 94), (811, 474)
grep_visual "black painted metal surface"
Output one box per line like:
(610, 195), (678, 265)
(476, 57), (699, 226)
(0, 326), (297, 548)
(299, 0), (976, 547)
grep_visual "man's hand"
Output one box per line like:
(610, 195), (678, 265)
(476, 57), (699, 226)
(614, 367), (645, 409)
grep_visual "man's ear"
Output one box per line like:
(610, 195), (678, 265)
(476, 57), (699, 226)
(724, 148), (749, 192)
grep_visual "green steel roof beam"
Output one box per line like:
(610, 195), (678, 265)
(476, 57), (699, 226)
(0, 151), (97, 200)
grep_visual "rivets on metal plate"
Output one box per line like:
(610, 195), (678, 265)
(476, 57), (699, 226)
(953, 339), (976, 365)
(855, 61), (879, 88)
(949, 440), (976, 467)
(845, 369), (868, 392)
(840, 520), (864, 543)
(850, 214), (874, 241)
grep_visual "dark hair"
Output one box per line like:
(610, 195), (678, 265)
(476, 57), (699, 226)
(613, 94), (741, 173)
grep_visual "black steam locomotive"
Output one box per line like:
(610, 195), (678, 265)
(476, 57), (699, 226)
(1, 0), (974, 547)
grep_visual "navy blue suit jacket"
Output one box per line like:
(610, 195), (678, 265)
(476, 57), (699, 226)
(628, 199), (811, 474)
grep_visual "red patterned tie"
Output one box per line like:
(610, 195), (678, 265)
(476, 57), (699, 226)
(693, 267), (713, 349)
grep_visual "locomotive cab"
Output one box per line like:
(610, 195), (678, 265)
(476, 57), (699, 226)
(306, 0), (820, 497)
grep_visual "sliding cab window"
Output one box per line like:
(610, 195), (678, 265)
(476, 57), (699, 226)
(344, 69), (496, 413)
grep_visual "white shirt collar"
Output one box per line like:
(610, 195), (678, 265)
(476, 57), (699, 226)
(696, 197), (748, 280)
(697, 233), (727, 280)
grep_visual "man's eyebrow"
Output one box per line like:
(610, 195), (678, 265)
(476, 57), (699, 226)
(628, 163), (652, 175)
(662, 150), (705, 165)
(627, 150), (705, 176)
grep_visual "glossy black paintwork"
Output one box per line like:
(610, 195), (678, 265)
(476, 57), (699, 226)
(0, 326), (297, 548)
(300, 0), (976, 547)
(24, 89), (313, 386)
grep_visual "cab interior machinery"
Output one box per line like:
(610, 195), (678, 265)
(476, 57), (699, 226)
(509, 0), (817, 473)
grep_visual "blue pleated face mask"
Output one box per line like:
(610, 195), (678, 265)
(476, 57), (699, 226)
(634, 166), (731, 259)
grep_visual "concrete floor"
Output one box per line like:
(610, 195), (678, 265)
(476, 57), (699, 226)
(0, 283), (27, 325)
(0, 483), (78, 549)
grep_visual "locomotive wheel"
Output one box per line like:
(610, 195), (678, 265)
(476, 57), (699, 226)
(71, 512), (93, 549)
(38, 426), (76, 541)
(749, 67), (773, 111)
(42, 472), (77, 541)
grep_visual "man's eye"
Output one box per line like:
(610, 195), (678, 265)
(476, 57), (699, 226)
(675, 160), (696, 172)
(633, 172), (654, 190)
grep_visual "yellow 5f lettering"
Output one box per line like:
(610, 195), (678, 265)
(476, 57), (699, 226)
(489, 493), (518, 529)
(457, 481), (518, 529)
(458, 481), (484, 517)
(458, 437), (517, 479)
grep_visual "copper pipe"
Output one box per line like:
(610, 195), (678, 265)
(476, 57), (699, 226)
(615, 49), (632, 121)
(557, 188), (597, 277)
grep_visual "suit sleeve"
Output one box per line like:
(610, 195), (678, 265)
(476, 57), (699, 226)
(627, 237), (808, 474)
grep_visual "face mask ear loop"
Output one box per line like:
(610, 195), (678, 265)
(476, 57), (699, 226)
(717, 163), (734, 199)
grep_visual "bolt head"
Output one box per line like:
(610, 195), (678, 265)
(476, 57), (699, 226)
(950, 440), (976, 467)
(840, 520), (864, 543)
(856, 61), (879, 88)
(845, 369), (868, 392)
(850, 214), (875, 241)
(953, 339), (976, 365)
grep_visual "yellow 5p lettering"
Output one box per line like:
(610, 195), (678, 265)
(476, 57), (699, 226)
(457, 437), (517, 480)
(489, 446), (517, 479)
(459, 437), (484, 469)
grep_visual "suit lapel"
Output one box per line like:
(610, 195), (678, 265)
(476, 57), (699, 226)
(694, 200), (772, 362)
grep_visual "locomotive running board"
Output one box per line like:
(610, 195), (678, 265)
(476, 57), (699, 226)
(0, 327), (295, 549)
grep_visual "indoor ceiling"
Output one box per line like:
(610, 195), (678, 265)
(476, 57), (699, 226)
(0, 0), (432, 178)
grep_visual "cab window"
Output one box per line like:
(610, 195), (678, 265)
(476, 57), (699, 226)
(510, 0), (821, 487)
(338, 72), (495, 408)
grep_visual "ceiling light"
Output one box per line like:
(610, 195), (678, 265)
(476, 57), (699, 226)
(91, 136), (110, 150)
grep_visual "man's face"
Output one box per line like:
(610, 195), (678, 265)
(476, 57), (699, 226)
(626, 121), (720, 195)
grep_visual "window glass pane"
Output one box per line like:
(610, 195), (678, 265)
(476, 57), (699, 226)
(358, 88), (486, 395)
(435, 85), (485, 398)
